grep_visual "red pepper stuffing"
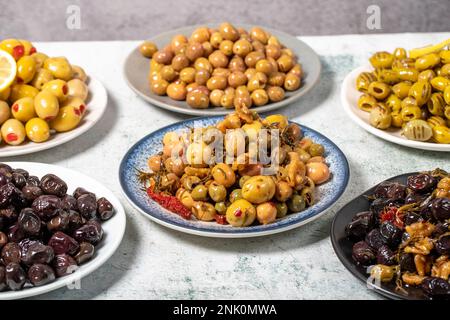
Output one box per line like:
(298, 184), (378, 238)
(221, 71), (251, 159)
(147, 187), (191, 219)
(6, 133), (18, 142)
(12, 45), (24, 60)
(29, 47), (37, 54)
(12, 104), (19, 112)
(214, 214), (228, 225)
(234, 209), (242, 217)
(74, 108), (81, 116)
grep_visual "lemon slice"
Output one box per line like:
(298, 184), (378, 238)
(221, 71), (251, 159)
(0, 49), (17, 92)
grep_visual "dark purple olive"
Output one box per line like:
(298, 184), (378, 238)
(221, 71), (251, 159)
(1, 242), (21, 265)
(365, 229), (386, 250)
(74, 242), (95, 264)
(77, 194), (97, 219)
(435, 235), (450, 255)
(373, 182), (406, 199)
(421, 277), (450, 298)
(11, 189), (28, 209)
(5, 262), (26, 290)
(7, 223), (25, 242)
(12, 168), (28, 179)
(370, 198), (403, 218)
(18, 208), (41, 235)
(11, 173), (26, 189)
(52, 254), (77, 277)
(0, 164), (13, 175)
(61, 194), (77, 211)
(21, 185), (43, 201)
(407, 173), (437, 194)
(405, 193), (428, 204)
(346, 211), (374, 240)
(32, 195), (61, 221)
(18, 238), (42, 253)
(97, 197), (114, 221)
(352, 241), (375, 265)
(376, 245), (396, 265)
(0, 232), (7, 249)
(0, 183), (16, 208)
(47, 211), (70, 232)
(433, 222), (449, 238)
(379, 221), (402, 247)
(403, 212), (422, 226)
(399, 253), (416, 273)
(373, 182), (393, 198)
(67, 210), (84, 232)
(0, 173), (10, 187)
(73, 187), (95, 199)
(21, 242), (54, 265)
(0, 206), (16, 225)
(48, 231), (79, 255)
(28, 264), (55, 287)
(73, 220), (103, 245)
(40, 174), (68, 197)
(430, 198), (450, 221)
(0, 266), (6, 291)
(26, 176), (40, 187)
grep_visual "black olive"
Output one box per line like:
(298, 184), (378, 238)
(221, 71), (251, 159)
(74, 242), (95, 264)
(403, 212), (422, 226)
(0, 266), (6, 291)
(11, 189), (28, 209)
(373, 182), (406, 199)
(61, 194), (77, 211)
(5, 262), (26, 291)
(67, 210), (84, 232)
(352, 241), (375, 265)
(11, 173), (26, 189)
(365, 229), (386, 251)
(48, 231), (79, 255)
(7, 223), (25, 242)
(18, 208), (41, 235)
(21, 242), (54, 265)
(52, 254), (77, 277)
(0, 183), (16, 208)
(28, 264), (55, 287)
(97, 197), (115, 221)
(73, 220), (103, 245)
(73, 187), (95, 199)
(407, 173), (437, 194)
(432, 222), (449, 238)
(346, 211), (374, 240)
(421, 277), (450, 298)
(376, 245), (396, 265)
(370, 198), (404, 218)
(379, 221), (402, 248)
(1, 242), (21, 265)
(40, 174), (68, 197)
(21, 185), (43, 202)
(0, 164), (13, 176)
(32, 195), (62, 221)
(26, 176), (40, 187)
(435, 235), (450, 255)
(77, 194), (98, 219)
(430, 198), (450, 221)
(47, 211), (70, 232)
(405, 193), (428, 204)
(0, 173), (10, 187)
(12, 168), (29, 179)
(399, 253), (416, 273)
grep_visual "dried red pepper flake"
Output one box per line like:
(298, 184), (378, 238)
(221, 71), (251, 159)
(147, 187), (191, 219)
(214, 214), (228, 225)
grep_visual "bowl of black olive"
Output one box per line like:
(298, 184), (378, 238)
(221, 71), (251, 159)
(331, 169), (450, 300)
(0, 162), (126, 299)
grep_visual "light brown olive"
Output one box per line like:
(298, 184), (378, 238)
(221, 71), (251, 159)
(289, 64), (303, 78)
(247, 72), (268, 92)
(221, 91), (235, 109)
(210, 89), (225, 107)
(252, 40), (265, 53)
(219, 40), (234, 56)
(267, 86), (285, 102)
(207, 76), (227, 91)
(186, 90), (209, 109)
(251, 89), (269, 106)
(186, 83), (200, 93)
(171, 54), (189, 71)
(250, 27), (269, 44)
(179, 67), (196, 83)
(228, 56), (246, 72)
(185, 42), (204, 61)
(212, 68), (231, 78)
(208, 50), (229, 68)
(210, 32), (223, 48)
(150, 79), (169, 95)
(190, 27), (210, 43)
(195, 69), (211, 86)
(139, 41), (158, 58)
(235, 85), (250, 97)
(265, 44), (282, 60)
(167, 83), (187, 101)
(233, 39), (253, 57)
(245, 51), (265, 68)
(255, 59), (274, 76)
(171, 34), (188, 54)
(153, 50), (174, 65)
(277, 54), (294, 73)
(267, 57), (279, 73)
(192, 85), (210, 96)
(202, 41), (213, 57)
(219, 22), (239, 41)
(284, 73), (301, 91)
(194, 57), (213, 73)
(228, 71), (248, 88)
(245, 68), (257, 81)
(234, 93), (252, 109)
(160, 65), (177, 82)
(268, 72), (286, 87)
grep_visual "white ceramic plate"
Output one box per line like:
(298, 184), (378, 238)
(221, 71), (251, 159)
(341, 65), (450, 152)
(0, 77), (108, 157)
(0, 162), (126, 300)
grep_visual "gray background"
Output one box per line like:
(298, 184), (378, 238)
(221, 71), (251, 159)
(0, 0), (449, 41)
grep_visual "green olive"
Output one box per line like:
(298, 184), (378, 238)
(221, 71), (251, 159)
(369, 51), (393, 69)
(34, 90), (59, 120)
(30, 68), (54, 90)
(415, 53), (440, 71)
(11, 97), (36, 122)
(408, 81), (431, 107)
(402, 119), (433, 141)
(25, 117), (50, 143)
(370, 103), (392, 129)
(229, 189), (243, 203)
(0, 101), (11, 125)
(42, 79), (69, 102)
(276, 202), (288, 218)
(287, 194), (306, 212)
(215, 202), (227, 215)
(191, 184), (208, 201)
(208, 183), (227, 203)
(1, 118), (26, 145)
(43, 57), (73, 81)
(192, 201), (216, 221)
(16, 56), (36, 84)
(241, 175), (276, 204)
(308, 143), (325, 157)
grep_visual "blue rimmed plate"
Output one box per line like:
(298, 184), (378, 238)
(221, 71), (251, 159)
(119, 117), (349, 238)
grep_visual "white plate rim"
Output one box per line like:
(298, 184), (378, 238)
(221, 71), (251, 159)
(0, 162), (126, 300)
(341, 65), (450, 152)
(0, 77), (108, 157)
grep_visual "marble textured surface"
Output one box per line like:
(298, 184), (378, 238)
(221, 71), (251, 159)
(1, 32), (449, 300)
(0, 0), (449, 40)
